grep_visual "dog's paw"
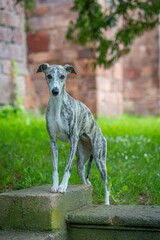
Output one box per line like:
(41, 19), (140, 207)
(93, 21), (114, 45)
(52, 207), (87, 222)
(50, 186), (58, 193)
(58, 185), (67, 193)
(86, 179), (91, 185)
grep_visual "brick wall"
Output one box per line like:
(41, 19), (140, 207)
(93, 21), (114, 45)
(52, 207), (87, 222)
(27, 0), (160, 116)
(0, 0), (38, 108)
(123, 27), (160, 115)
(1, 0), (159, 116)
(27, 0), (98, 113)
(96, 61), (123, 116)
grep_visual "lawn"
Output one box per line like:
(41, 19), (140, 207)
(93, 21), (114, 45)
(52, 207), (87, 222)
(0, 107), (160, 205)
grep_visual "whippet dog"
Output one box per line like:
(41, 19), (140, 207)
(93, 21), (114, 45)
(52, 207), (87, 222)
(37, 63), (110, 205)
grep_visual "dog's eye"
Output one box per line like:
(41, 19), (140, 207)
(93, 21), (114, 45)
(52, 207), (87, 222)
(59, 74), (65, 80)
(47, 74), (52, 80)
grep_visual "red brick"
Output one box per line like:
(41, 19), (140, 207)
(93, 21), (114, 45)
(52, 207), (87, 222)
(27, 31), (49, 53)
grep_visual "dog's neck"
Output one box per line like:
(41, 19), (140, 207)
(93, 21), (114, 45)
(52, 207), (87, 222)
(49, 87), (67, 119)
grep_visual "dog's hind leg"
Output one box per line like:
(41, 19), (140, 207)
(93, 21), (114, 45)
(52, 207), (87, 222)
(76, 139), (92, 184)
(85, 155), (93, 184)
(95, 158), (110, 205)
(93, 139), (110, 205)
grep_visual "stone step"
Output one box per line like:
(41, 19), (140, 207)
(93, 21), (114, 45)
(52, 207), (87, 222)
(0, 230), (56, 240)
(66, 205), (160, 240)
(0, 184), (92, 232)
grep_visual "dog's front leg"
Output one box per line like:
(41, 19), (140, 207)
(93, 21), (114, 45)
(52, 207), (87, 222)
(58, 136), (79, 193)
(50, 139), (59, 193)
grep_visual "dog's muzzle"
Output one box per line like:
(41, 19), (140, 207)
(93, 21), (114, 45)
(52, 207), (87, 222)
(52, 87), (59, 96)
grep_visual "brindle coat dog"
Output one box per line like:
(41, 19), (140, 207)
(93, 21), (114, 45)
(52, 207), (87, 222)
(37, 63), (110, 205)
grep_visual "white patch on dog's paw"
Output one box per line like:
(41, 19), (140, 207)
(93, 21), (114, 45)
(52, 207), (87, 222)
(105, 190), (110, 205)
(50, 186), (58, 193)
(58, 185), (67, 193)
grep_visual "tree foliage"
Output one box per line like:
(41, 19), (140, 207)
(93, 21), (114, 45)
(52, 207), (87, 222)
(67, 0), (160, 68)
(16, 0), (36, 10)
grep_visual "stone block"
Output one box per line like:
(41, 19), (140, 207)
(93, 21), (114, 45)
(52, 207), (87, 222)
(0, 43), (24, 60)
(0, 42), (10, 59)
(0, 185), (92, 231)
(24, 75), (40, 109)
(9, 44), (24, 61)
(0, 230), (56, 240)
(78, 48), (95, 59)
(0, 26), (12, 42)
(11, 28), (23, 44)
(54, 15), (71, 27)
(0, 11), (20, 27)
(62, 48), (78, 61)
(28, 16), (55, 31)
(0, 74), (12, 104)
(123, 67), (141, 80)
(75, 59), (95, 77)
(31, 4), (48, 16)
(67, 205), (160, 240)
(28, 52), (54, 63)
(1, 60), (11, 74)
(0, 0), (15, 12)
(50, 28), (71, 50)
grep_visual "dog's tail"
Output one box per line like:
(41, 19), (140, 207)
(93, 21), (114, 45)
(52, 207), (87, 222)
(86, 155), (93, 180)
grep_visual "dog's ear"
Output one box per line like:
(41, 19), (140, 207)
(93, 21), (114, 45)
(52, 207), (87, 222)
(36, 63), (49, 73)
(64, 64), (77, 75)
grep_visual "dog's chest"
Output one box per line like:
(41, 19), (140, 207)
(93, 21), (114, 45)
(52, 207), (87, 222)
(47, 113), (69, 142)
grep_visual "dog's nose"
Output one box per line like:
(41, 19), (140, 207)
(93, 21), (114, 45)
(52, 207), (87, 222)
(52, 87), (59, 96)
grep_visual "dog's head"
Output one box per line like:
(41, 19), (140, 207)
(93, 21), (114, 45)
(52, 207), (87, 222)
(37, 63), (77, 96)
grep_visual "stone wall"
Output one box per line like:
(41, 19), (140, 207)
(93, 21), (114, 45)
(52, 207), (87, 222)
(96, 61), (123, 116)
(27, 0), (97, 113)
(0, 0), (38, 108)
(27, 0), (160, 116)
(0, 0), (159, 115)
(123, 27), (160, 115)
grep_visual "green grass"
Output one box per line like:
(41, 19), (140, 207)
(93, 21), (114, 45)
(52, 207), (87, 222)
(0, 108), (160, 205)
